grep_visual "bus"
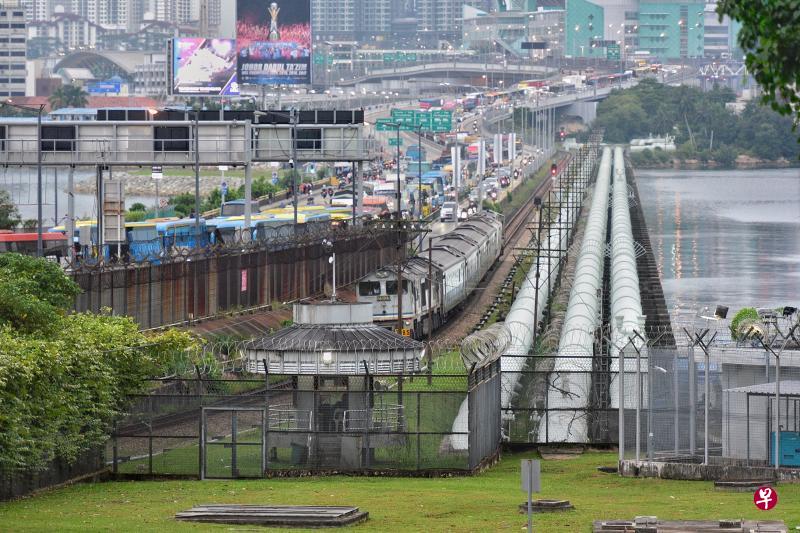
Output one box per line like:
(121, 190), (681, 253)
(0, 231), (69, 260)
(419, 97), (442, 110)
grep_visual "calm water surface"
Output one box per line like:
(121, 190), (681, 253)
(637, 168), (800, 314)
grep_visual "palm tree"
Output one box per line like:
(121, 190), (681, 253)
(48, 85), (89, 110)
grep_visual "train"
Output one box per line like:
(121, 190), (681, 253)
(356, 212), (504, 338)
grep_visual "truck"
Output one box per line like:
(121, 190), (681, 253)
(406, 145), (426, 162)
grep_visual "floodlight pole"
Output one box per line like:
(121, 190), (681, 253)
(193, 105), (201, 248)
(418, 124), (423, 219)
(291, 107), (299, 227)
(36, 106), (42, 257)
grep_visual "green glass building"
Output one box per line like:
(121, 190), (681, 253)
(637, 0), (705, 59)
(565, 0), (606, 58)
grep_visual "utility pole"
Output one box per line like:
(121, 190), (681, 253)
(291, 108), (299, 227)
(193, 105), (201, 248)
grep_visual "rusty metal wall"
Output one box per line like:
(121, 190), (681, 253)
(71, 230), (400, 329)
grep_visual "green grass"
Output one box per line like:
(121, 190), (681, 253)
(2, 451), (796, 532)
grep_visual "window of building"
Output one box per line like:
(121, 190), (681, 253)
(385, 280), (409, 295)
(358, 281), (381, 296)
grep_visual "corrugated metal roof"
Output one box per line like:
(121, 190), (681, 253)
(250, 323), (422, 352)
(725, 380), (800, 396)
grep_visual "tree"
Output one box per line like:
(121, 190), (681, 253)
(0, 189), (20, 230)
(717, 1), (800, 129)
(713, 145), (737, 168)
(48, 84), (89, 110)
(0, 253), (197, 472)
(129, 202), (147, 212)
(168, 193), (196, 217)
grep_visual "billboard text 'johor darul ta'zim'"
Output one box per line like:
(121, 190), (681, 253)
(236, 0), (312, 85)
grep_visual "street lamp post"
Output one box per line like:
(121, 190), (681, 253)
(1, 101), (45, 257)
(386, 121), (404, 334)
(193, 106), (201, 248)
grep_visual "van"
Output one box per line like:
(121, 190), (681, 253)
(440, 201), (458, 222)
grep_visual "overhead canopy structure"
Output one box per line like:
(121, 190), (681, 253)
(246, 301), (424, 375)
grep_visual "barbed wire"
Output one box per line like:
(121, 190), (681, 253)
(62, 221), (419, 273)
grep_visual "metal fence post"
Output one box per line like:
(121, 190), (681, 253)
(263, 358), (270, 474)
(416, 391), (421, 471)
(231, 411), (238, 478)
(200, 407), (205, 480)
(688, 343), (696, 456)
(673, 349), (679, 457)
(618, 346), (625, 462)
(112, 421), (118, 475)
(148, 422), (153, 475)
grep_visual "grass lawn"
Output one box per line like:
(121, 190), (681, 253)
(1, 450), (795, 532)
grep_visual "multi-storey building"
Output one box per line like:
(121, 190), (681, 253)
(637, 0), (705, 59)
(0, 0), (27, 97)
(132, 52), (167, 97)
(311, 0), (488, 44)
(311, 0), (357, 41)
(563, 0), (734, 60)
(702, 1), (739, 59)
(28, 12), (102, 49)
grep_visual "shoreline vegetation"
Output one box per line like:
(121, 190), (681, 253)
(629, 149), (800, 170)
(591, 79), (800, 170)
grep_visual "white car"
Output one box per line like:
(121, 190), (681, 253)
(440, 201), (458, 222)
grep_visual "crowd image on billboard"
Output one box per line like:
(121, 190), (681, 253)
(172, 38), (239, 96)
(236, 0), (312, 85)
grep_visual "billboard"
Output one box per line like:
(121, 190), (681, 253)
(87, 81), (122, 94)
(236, 0), (312, 85)
(171, 38), (239, 96)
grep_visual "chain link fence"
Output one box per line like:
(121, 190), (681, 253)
(621, 320), (800, 468)
(109, 344), (501, 477)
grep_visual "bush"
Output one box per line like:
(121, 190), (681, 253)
(730, 307), (759, 340)
(125, 210), (146, 222)
(129, 202), (147, 212)
(0, 254), (196, 472)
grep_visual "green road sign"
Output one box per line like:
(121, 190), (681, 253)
(606, 44), (620, 61)
(376, 118), (395, 131)
(383, 109), (453, 132)
(396, 52), (406, 62)
(414, 112), (432, 129)
(430, 110), (453, 132)
(389, 137), (403, 146)
(383, 53), (395, 63)
(314, 55), (324, 65)
(391, 109), (415, 125)
(407, 53), (417, 61)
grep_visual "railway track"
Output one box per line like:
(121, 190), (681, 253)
(431, 155), (569, 341)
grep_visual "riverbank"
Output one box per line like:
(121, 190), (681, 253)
(631, 153), (799, 170)
(71, 165), (310, 196)
(73, 170), (246, 196)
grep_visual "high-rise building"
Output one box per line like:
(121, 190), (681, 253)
(637, 0), (705, 59)
(311, 0), (486, 44)
(0, 0), (27, 97)
(702, 1), (739, 59)
(311, 0), (357, 40)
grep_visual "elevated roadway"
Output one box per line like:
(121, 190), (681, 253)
(338, 61), (556, 87)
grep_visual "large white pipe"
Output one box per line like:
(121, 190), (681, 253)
(444, 149), (598, 451)
(500, 151), (598, 417)
(609, 146), (646, 409)
(541, 147), (612, 443)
